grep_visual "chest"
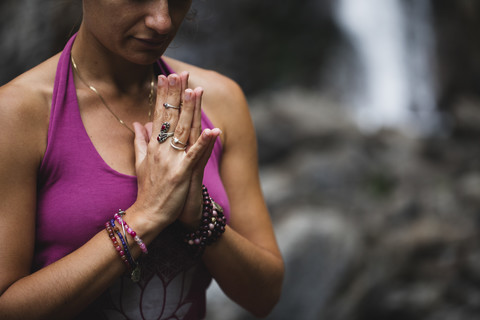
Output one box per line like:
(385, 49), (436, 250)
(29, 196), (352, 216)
(77, 91), (151, 176)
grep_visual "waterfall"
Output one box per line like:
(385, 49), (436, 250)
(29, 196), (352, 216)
(334, 0), (438, 134)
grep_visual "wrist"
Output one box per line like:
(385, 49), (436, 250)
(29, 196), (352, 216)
(178, 202), (203, 231)
(183, 185), (226, 257)
(123, 203), (169, 245)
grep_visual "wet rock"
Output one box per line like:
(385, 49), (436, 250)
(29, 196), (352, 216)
(206, 88), (480, 320)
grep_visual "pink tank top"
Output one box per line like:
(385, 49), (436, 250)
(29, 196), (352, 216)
(34, 34), (230, 319)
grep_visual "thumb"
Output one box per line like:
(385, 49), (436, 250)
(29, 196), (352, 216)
(145, 122), (153, 141)
(192, 128), (222, 181)
(133, 122), (149, 169)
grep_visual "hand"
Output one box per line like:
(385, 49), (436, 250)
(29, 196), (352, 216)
(130, 72), (219, 232)
(176, 75), (221, 229)
(177, 127), (220, 230)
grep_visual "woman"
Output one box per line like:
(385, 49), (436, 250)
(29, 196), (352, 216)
(0, 0), (284, 319)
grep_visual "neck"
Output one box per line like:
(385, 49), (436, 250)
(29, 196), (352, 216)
(71, 26), (156, 95)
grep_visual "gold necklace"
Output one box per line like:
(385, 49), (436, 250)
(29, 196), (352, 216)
(70, 55), (155, 134)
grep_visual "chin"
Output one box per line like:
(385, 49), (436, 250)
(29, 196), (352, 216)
(125, 52), (165, 66)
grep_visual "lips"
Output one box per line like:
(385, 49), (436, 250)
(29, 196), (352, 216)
(134, 36), (169, 48)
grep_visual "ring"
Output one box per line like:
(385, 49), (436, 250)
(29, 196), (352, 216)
(172, 136), (187, 147)
(170, 139), (187, 151)
(163, 102), (181, 110)
(157, 122), (173, 143)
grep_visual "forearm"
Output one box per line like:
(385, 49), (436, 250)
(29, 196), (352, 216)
(0, 230), (133, 319)
(202, 226), (284, 318)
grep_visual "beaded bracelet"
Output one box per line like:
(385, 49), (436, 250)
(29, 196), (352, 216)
(114, 210), (148, 254)
(110, 220), (136, 267)
(184, 185), (226, 257)
(105, 222), (132, 271)
(107, 220), (141, 282)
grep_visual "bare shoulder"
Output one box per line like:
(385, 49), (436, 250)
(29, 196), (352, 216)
(0, 53), (59, 115)
(0, 53), (60, 162)
(163, 56), (250, 144)
(1, 52), (59, 106)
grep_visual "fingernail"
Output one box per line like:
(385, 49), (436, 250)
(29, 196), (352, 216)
(169, 76), (177, 86)
(203, 129), (211, 137)
(158, 76), (165, 86)
(185, 90), (192, 101)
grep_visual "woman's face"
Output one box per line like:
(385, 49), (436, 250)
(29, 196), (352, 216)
(82, 0), (192, 65)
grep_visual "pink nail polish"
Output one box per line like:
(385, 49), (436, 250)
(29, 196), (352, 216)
(185, 90), (192, 101)
(158, 76), (165, 86)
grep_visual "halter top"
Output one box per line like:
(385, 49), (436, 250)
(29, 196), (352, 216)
(34, 34), (230, 319)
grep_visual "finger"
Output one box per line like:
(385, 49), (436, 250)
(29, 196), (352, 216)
(172, 88), (195, 151)
(151, 75), (168, 135)
(183, 128), (221, 170)
(133, 122), (149, 169)
(188, 87), (203, 147)
(192, 128), (221, 180)
(162, 73), (182, 126)
(179, 71), (189, 102)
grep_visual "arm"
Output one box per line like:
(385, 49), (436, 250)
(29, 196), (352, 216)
(0, 73), (218, 319)
(201, 76), (284, 317)
(0, 83), (125, 319)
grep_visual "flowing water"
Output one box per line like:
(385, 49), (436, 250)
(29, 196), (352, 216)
(334, 0), (438, 135)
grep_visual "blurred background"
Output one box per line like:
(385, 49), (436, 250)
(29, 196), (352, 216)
(2, 0), (480, 319)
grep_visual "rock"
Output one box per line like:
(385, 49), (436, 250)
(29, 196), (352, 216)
(205, 87), (480, 320)
(206, 209), (361, 320)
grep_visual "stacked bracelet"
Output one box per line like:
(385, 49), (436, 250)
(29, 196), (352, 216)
(114, 210), (148, 254)
(105, 222), (132, 270)
(110, 220), (137, 268)
(184, 185), (226, 257)
(105, 219), (141, 282)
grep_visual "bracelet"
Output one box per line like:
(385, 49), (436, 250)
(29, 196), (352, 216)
(184, 185), (226, 257)
(110, 220), (136, 267)
(105, 222), (132, 271)
(114, 210), (148, 254)
(107, 220), (141, 282)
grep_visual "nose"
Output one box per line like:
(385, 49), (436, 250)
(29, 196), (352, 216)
(144, 1), (173, 34)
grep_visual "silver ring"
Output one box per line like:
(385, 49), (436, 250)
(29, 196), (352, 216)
(163, 102), (180, 110)
(170, 139), (187, 151)
(172, 136), (187, 147)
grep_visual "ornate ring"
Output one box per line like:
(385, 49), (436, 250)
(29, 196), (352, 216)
(163, 102), (181, 110)
(170, 139), (187, 151)
(157, 122), (173, 143)
(172, 136), (187, 147)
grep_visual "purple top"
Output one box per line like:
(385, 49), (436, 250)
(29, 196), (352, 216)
(34, 34), (230, 319)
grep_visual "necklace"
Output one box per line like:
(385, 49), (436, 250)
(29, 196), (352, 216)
(70, 55), (155, 134)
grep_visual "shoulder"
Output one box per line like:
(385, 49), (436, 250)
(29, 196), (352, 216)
(162, 57), (250, 146)
(0, 53), (60, 163)
(0, 53), (59, 117)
